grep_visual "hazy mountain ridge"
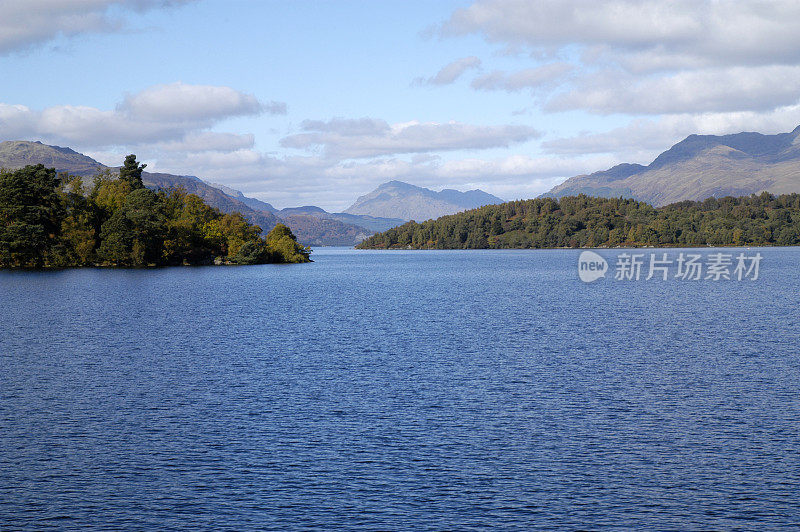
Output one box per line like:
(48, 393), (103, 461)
(344, 180), (504, 221)
(207, 182), (278, 213)
(545, 126), (800, 206)
(201, 190), (405, 244)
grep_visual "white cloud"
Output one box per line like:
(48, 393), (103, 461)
(0, 104), (38, 138)
(119, 82), (266, 121)
(471, 62), (573, 92)
(296, 117), (389, 136)
(442, 0), (800, 116)
(0, 82), (274, 147)
(547, 66), (800, 115)
(280, 117), (541, 158)
(415, 56), (482, 86)
(444, 0), (800, 68)
(153, 131), (256, 152)
(0, 0), (195, 54)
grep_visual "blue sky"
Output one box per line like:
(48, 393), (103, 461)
(3, 1), (800, 210)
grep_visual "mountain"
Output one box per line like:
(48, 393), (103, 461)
(0, 140), (105, 176)
(320, 213), (404, 233)
(207, 182), (278, 213)
(200, 185), (405, 245)
(545, 126), (800, 206)
(279, 205), (329, 216)
(279, 215), (373, 246)
(0, 140), (280, 233)
(344, 180), (504, 221)
(274, 206), (403, 233)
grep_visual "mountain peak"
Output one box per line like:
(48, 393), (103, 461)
(0, 140), (106, 176)
(344, 181), (503, 221)
(544, 125), (800, 206)
(376, 180), (421, 191)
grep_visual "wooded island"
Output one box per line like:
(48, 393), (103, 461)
(0, 156), (310, 268)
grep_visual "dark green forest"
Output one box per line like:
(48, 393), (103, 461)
(0, 157), (310, 268)
(357, 193), (800, 249)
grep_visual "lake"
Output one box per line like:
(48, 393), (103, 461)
(2, 247), (799, 530)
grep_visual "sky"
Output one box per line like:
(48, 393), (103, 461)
(2, 1), (800, 211)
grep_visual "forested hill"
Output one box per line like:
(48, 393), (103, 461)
(0, 160), (311, 268)
(357, 193), (800, 249)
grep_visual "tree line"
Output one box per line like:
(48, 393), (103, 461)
(357, 193), (800, 249)
(0, 156), (310, 268)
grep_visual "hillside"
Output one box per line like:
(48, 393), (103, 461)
(357, 193), (800, 250)
(280, 215), (373, 246)
(0, 140), (105, 176)
(545, 126), (800, 206)
(275, 206), (403, 233)
(207, 181), (278, 213)
(344, 180), (503, 221)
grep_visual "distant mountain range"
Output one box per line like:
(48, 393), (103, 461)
(545, 126), (800, 206)
(344, 180), (504, 221)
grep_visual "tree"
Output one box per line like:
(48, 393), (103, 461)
(0, 165), (62, 267)
(97, 188), (165, 266)
(119, 154), (146, 190)
(54, 182), (98, 266)
(91, 169), (131, 214)
(203, 212), (261, 259)
(265, 223), (311, 263)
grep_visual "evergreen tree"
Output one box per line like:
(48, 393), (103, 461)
(0, 165), (62, 267)
(119, 154), (146, 190)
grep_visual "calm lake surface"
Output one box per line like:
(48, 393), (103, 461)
(2, 247), (799, 530)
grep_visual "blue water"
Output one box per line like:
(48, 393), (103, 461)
(1, 247), (799, 530)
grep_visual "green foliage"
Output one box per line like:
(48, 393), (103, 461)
(0, 161), (311, 268)
(231, 240), (270, 265)
(97, 188), (165, 266)
(119, 154), (146, 190)
(357, 193), (800, 250)
(204, 212), (261, 258)
(0, 164), (62, 267)
(265, 223), (312, 263)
